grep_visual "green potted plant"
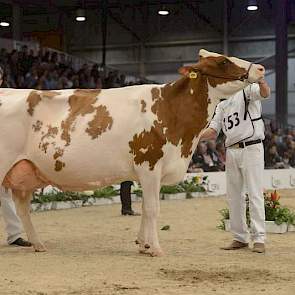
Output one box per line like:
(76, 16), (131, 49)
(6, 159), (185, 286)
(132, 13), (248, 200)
(218, 191), (295, 233)
(160, 184), (186, 200)
(180, 176), (208, 198)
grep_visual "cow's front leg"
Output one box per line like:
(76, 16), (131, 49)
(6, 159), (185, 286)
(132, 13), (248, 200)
(137, 173), (163, 257)
(12, 190), (46, 252)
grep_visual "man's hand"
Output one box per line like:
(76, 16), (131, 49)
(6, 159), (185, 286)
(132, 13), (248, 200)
(258, 78), (270, 98)
(200, 128), (217, 140)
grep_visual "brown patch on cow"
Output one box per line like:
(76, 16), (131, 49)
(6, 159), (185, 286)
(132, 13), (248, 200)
(151, 88), (159, 101)
(55, 160), (65, 172)
(61, 89), (101, 146)
(129, 77), (209, 169)
(86, 105), (113, 139)
(129, 124), (166, 170)
(155, 78), (209, 157)
(32, 120), (43, 132)
(27, 90), (61, 116)
(41, 91), (61, 99)
(140, 100), (147, 113)
(41, 125), (58, 142)
(38, 125), (59, 154)
(129, 55), (246, 170)
(53, 147), (64, 160)
(39, 142), (50, 153)
(27, 91), (42, 116)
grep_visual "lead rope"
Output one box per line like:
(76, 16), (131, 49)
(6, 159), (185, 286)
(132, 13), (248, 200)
(243, 89), (250, 120)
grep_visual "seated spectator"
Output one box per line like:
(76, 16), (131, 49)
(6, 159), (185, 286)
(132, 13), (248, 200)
(192, 142), (222, 172)
(216, 142), (226, 170)
(187, 162), (203, 173)
(265, 145), (285, 169)
(207, 140), (222, 167)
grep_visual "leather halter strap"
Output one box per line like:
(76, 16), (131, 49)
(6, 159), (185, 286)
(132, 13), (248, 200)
(191, 62), (254, 82)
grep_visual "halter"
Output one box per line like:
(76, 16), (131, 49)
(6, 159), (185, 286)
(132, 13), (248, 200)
(190, 62), (254, 83)
(239, 62), (253, 82)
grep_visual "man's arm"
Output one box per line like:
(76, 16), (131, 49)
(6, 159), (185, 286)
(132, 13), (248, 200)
(200, 102), (223, 140)
(246, 79), (270, 100)
(200, 128), (218, 140)
(258, 78), (271, 98)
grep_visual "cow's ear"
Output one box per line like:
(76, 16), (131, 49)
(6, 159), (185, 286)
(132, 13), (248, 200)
(178, 66), (192, 76)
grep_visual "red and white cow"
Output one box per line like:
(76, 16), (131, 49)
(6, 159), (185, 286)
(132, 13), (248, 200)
(0, 49), (265, 256)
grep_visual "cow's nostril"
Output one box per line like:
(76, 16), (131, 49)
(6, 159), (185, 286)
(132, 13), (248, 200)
(257, 66), (265, 72)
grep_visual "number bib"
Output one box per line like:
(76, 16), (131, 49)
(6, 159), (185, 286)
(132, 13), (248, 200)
(221, 95), (254, 147)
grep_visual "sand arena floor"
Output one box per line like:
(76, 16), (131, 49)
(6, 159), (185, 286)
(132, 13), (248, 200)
(0, 191), (295, 295)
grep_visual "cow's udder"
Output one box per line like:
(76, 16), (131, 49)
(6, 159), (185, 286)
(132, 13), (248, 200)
(3, 160), (49, 191)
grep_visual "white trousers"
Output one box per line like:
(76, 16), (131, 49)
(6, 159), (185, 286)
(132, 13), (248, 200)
(226, 142), (265, 244)
(0, 187), (23, 244)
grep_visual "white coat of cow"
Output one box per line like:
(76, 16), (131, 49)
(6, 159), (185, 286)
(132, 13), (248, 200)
(0, 49), (265, 256)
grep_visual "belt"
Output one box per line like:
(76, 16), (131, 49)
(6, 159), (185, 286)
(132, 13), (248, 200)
(230, 139), (262, 149)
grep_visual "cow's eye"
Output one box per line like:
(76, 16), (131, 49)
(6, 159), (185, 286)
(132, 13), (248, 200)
(221, 59), (229, 65)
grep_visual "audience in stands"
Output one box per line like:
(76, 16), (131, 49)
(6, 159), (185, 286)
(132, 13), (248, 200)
(190, 121), (295, 171)
(0, 45), (145, 90)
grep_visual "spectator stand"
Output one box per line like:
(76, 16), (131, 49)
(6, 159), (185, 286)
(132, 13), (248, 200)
(0, 37), (154, 91)
(190, 118), (295, 172)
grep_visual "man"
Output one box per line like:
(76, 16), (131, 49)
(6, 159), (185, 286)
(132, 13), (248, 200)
(200, 78), (270, 253)
(120, 181), (140, 216)
(0, 66), (32, 247)
(1, 188), (32, 247)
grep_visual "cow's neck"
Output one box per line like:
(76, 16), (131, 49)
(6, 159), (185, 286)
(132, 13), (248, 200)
(151, 74), (210, 158)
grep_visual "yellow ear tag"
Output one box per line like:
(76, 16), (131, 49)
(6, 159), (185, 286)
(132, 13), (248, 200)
(189, 71), (198, 79)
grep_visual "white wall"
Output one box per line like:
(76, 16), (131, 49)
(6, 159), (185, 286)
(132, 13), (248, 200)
(186, 169), (295, 196)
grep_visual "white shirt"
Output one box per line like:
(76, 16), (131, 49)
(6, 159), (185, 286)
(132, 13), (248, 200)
(209, 84), (269, 147)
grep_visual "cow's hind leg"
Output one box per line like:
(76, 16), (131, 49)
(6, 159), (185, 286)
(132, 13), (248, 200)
(136, 199), (149, 254)
(137, 173), (163, 257)
(11, 190), (46, 252)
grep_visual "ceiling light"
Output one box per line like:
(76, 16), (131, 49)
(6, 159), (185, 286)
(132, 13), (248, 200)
(158, 6), (169, 16)
(0, 21), (10, 27)
(76, 9), (86, 22)
(76, 16), (86, 21)
(247, 0), (258, 11)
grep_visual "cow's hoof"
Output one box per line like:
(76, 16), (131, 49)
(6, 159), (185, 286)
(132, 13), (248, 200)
(139, 244), (149, 254)
(139, 248), (148, 254)
(33, 243), (47, 252)
(149, 248), (164, 257)
(135, 238), (144, 245)
(138, 244), (149, 254)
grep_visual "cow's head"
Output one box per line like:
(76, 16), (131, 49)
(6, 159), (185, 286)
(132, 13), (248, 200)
(178, 49), (265, 121)
(179, 49), (265, 99)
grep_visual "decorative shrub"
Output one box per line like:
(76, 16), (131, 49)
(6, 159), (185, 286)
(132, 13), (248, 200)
(218, 190), (295, 230)
(31, 177), (209, 204)
(93, 186), (119, 198)
(160, 184), (185, 194)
